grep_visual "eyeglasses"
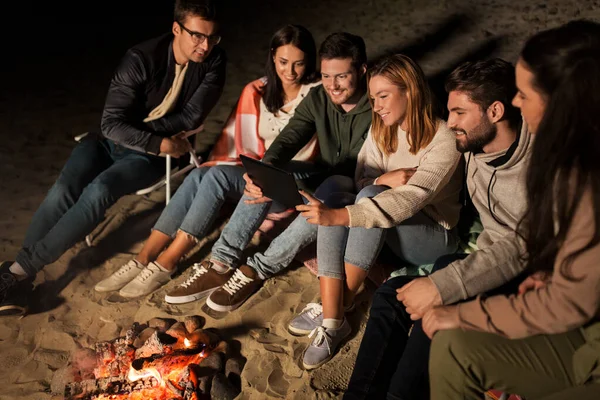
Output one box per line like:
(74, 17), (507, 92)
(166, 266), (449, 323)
(177, 21), (221, 46)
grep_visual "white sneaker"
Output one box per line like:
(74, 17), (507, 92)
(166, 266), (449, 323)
(95, 259), (144, 292)
(118, 262), (173, 298)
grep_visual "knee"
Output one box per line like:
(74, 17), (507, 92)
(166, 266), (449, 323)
(186, 166), (211, 185)
(314, 175), (354, 200)
(429, 329), (468, 373)
(356, 184), (387, 201)
(80, 182), (114, 205)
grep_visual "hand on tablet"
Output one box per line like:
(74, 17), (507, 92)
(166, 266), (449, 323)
(296, 191), (350, 226)
(243, 173), (272, 204)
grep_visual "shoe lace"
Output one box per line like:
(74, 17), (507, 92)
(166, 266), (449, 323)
(180, 264), (209, 288)
(116, 260), (138, 276)
(137, 266), (156, 283)
(302, 303), (323, 320)
(222, 269), (252, 296)
(308, 326), (332, 355)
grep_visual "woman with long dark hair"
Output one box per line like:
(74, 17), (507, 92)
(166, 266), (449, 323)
(425, 19), (600, 399)
(94, 25), (320, 299)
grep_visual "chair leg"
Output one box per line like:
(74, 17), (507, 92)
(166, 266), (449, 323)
(166, 155), (171, 205)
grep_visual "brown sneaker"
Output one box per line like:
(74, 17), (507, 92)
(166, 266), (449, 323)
(206, 265), (263, 312)
(164, 261), (234, 304)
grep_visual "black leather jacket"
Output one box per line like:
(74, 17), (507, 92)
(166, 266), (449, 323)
(100, 33), (226, 154)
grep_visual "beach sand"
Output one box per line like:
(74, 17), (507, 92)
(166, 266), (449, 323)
(1, 0), (599, 398)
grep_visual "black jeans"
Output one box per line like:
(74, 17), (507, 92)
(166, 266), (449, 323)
(344, 252), (525, 400)
(344, 253), (467, 400)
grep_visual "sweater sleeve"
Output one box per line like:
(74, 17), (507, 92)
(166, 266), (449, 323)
(354, 126), (386, 190)
(345, 130), (461, 228)
(456, 188), (600, 338)
(429, 231), (527, 304)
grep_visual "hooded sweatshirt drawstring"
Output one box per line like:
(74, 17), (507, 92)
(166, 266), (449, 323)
(487, 169), (509, 227)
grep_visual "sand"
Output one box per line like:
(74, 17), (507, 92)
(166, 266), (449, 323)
(1, 0), (599, 399)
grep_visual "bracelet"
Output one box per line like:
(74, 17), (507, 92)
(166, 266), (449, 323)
(374, 177), (379, 185)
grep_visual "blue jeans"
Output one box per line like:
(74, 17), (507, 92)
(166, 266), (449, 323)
(16, 137), (164, 277)
(212, 174), (355, 275)
(318, 184), (459, 279)
(153, 165), (246, 240)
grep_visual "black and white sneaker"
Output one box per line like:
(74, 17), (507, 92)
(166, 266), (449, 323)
(0, 261), (32, 316)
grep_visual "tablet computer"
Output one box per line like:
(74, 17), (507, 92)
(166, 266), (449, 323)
(240, 155), (305, 208)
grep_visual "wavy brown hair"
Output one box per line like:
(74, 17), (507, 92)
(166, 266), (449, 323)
(368, 54), (438, 155)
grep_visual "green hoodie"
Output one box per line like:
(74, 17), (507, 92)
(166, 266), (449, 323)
(262, 84), (372, 180)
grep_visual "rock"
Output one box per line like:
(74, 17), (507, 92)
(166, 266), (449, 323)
(39, 330), (76, 353)
(198, 352), (224, 374)
(132, 327), (157, 349)
(148, 317), (176, 333)
(198, 373), (213, 394)
(97, 321), (120, 342)
(134, 331), (176, 359)
(263, 344), (286, 354)
(33, 349), (70, 369)
(12, 360), (53, 384)
(213, 340), (229, 355)
(184, 315), (204, 333)
(203, 328), (221, 345)
(225, 356), (246, 378)
(165, 321), (187, 340)
(210, 372), (240, 400)
(249, 328), (287, 345)
(225, 357), (246, 391)
(50, 366), (73, 395)
(186, 329), (211, 349)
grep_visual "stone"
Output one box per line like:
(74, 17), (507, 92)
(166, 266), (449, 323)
(148, 317), (176, 333)
(132, 327), (157, 349)
(198, 352), (224, 374)
(225, 356), (246, 379)
(165, 321), (187, 340)
(210, 372), (240, 400)
(184, 315), (204, 333)
(33, 349), (70, 370)
(50, 366), (73, 395)
(198, 373), (213, 394)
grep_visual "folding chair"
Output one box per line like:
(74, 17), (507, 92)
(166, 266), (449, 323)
(74, 126), (204, 246)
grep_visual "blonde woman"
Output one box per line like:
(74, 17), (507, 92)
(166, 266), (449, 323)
(294, 54), (463, 369)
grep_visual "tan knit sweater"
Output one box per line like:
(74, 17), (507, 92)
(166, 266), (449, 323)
(458, 187), (600, 338)
(347, 120), (462, 229)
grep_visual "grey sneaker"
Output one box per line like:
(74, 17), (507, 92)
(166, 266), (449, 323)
(95, 259), (144, 292)
(288, 303), (323, 336)
(118, 262), (173, 298)
(288, 302), (356, 336)
(302, 319), (351, 370)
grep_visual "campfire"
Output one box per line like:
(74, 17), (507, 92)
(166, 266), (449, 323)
(64, 316), (234, 400)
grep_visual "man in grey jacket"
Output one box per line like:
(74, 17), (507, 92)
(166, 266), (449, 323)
(344, 58), (531, 399)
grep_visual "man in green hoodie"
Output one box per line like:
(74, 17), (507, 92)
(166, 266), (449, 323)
(162, 32), (373, 311)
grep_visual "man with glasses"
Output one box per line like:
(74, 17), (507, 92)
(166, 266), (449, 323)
(0, 0), (226, 315)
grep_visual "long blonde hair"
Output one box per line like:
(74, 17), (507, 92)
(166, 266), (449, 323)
(368, 54), (438, 155)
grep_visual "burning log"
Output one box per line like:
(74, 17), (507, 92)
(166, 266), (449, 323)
(65, 376), (159, 399)
(65, 317), (232, 400)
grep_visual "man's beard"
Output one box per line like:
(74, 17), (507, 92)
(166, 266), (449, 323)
(455, 119), (497, 153)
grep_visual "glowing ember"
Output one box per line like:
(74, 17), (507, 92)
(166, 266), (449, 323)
(184, 338), (191, 347)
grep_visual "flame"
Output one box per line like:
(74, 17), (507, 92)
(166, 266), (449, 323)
(184, 338), (191, 347)
(128, 365), (164, 386)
